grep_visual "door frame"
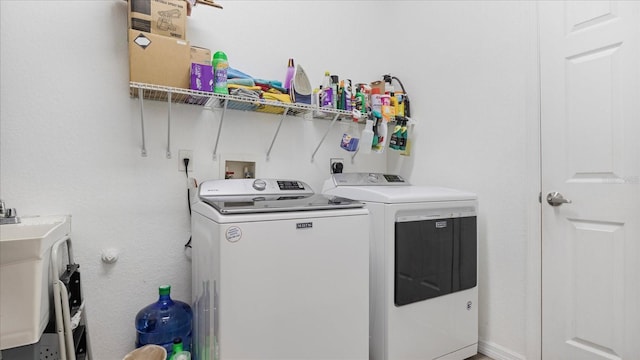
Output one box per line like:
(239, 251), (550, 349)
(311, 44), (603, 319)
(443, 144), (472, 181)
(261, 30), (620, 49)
(525, 3), (542, 360)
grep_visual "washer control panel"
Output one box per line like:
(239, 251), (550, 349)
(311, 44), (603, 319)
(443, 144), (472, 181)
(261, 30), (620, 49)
(200, 178), (314, 199)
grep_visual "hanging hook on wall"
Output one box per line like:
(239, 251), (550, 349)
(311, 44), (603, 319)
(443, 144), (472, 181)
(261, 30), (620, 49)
(166, 91), (172, 159)
(138, 88), (148, 157)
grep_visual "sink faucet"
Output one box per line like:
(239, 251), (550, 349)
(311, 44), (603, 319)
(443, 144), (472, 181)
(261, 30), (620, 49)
(0, 199), (21, 225)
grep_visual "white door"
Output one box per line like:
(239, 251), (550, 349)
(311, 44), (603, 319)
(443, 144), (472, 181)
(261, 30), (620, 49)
(540, 1), (640, 359)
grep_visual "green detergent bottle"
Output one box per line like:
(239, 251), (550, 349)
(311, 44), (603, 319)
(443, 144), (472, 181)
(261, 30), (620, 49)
(212, 51), (228, 94)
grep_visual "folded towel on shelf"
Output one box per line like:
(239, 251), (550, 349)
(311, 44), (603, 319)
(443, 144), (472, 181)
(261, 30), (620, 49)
(227, 67), (254, 79)
(258, 92), (292, 114)
(228, 84), (262, 92)
(262, 93), (291, 103)
(228, 78), (256, 86)
(229, 87), (261, 99)
(227, 68), (284, 88)
(255, 79), (283, 88)
(227, 86), (261, 111)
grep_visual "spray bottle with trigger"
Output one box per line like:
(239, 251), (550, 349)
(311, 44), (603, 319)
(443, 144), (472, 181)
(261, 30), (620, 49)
(372, 110), (386, 153)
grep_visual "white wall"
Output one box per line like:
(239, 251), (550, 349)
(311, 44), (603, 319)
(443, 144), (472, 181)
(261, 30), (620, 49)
(1, 1), (538, 359)
(387, 2), (539, 359)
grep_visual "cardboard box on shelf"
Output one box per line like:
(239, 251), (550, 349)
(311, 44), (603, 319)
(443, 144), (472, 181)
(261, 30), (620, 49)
(191, 46), (211, 65)
(185, 0), (223, 16)
(129, 29), (191, 89)
(129, 0), (187, 40)
(196, 0), (223, 8)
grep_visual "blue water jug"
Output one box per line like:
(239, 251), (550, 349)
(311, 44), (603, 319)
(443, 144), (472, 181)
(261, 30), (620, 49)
(135, 285), (193, 358)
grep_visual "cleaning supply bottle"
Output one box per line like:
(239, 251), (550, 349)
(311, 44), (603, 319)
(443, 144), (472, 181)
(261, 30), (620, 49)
(357, 85), (367, 114)
(399, 118), (408, 151)
(321, 71), (333, 108)
(135, 285), (193, 358)
(376, 118), (387, 153)
(372, 110), (387, 153)
(396, 94), (405, 117)
(170, 338), (191, 360)
(331, 75), (339, 109)
(284, 58), (295, 91)
(336, 80), (343, 110)
(343, 79), (352, 111)
(212, 51), (229, 94)
(322, 71), (331, 88)
(359, 119), (375, 154)
(400, 118), (412, 156)
(380, 94), (392, 123)
(170, 338), (184, 360)
(312, 87), (320, 107)
(353, 87), (362, 113)
(389, 119), (402, 150)
(389, 86), (397, 121)
(370, 87), (382, 114)
(371, 113), (379, 148)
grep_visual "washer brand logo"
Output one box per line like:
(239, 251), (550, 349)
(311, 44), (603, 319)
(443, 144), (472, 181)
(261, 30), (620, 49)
(467, 301), (473, 311)
(296, 222), (313, 229)
(436, 221), (447, 229)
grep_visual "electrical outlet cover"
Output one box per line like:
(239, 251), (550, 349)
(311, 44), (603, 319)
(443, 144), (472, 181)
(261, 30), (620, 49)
(330, 158), (344, 174)
(179, 149), (193, 172)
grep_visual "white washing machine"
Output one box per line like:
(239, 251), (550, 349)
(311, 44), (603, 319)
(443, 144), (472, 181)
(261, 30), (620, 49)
(322, 173), (478, 360)
(191, 178), (369, 360)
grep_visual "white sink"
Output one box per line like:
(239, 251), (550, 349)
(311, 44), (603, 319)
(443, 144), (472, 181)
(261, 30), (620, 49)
(0, 215), (71, 350)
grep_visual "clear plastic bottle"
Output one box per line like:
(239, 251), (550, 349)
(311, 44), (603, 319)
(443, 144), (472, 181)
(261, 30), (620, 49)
(359, 119), (375, 154)
(135, 285), (193, 358)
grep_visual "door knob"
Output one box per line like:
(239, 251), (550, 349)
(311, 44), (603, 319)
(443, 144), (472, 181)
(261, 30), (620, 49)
(547, 192), (572, 206)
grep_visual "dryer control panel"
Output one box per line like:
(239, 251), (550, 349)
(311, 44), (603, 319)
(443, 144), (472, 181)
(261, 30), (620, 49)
(329, 173), (409, 186)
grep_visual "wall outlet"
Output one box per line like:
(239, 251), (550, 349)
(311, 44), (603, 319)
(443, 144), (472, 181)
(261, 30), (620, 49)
(330, 158), (344, 174)
(179, 149), (193, 172)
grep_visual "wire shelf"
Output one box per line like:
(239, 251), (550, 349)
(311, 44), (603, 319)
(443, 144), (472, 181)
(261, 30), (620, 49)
(129, 82), (363, 161)
(129, 82), (354, 121)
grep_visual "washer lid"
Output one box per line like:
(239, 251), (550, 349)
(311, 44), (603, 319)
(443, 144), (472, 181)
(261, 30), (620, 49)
(202, 194), (364, 214)
(322, 173), (477, 203)
(198, 178), (364, 213)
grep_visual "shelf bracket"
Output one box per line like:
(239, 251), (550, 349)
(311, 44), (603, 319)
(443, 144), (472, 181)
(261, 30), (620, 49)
(351, 146), (360, 163)
(311, 113), (341, 162)
(166, 91), (172, 159)
(138, 88), (148, 157)
(212, 99), (229, 160)
(266, 107), (289, 160)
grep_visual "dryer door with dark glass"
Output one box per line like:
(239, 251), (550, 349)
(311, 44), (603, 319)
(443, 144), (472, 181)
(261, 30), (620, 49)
(394, 216), (476, 306)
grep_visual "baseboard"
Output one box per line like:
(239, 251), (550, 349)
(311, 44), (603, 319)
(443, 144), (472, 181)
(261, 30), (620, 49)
(478, 340), (527, 360)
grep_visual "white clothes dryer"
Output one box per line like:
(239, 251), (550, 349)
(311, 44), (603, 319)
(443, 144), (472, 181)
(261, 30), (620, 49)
(191, 178), (369, 360)
(322, 173), (478, 360)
